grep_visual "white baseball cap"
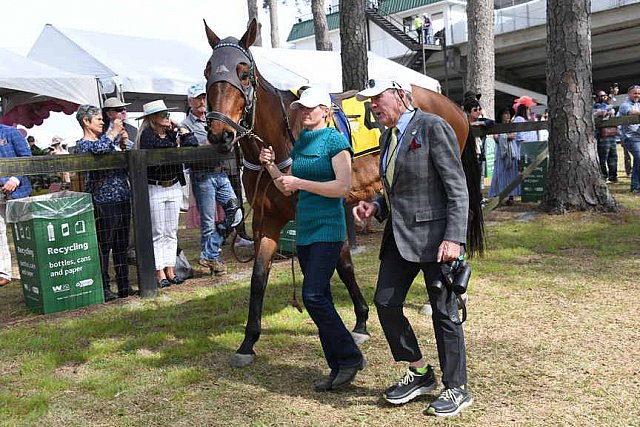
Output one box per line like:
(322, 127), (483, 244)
(187, 84), (206, 99)
(291, 86), (332, 110)
(356, 79), (403, 101)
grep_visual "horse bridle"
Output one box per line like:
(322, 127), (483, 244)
(205, 39), (262, 144)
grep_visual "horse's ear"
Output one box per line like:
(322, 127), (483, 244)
(239, 18), (258, 49)
(204, 61), (211, 81)
(203, 19), (220, 49)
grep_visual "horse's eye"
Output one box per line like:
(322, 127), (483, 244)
(240, 72), (250, 81)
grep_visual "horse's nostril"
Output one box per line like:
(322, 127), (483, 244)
(223, 130), (235, 144)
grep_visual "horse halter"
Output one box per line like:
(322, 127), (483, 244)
(205, 38), (260, 143)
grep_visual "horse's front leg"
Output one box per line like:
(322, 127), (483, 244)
(335, 241), (370, 345)
(230, 233), (278, 368)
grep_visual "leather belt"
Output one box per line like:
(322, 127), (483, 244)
(148, 177), (179, 187)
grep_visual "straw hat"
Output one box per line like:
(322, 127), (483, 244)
(136, 100), (177, 120)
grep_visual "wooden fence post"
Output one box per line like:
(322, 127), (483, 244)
(126, 149), (157, 298)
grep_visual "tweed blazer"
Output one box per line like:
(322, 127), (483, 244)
(374, 109), (468, 263)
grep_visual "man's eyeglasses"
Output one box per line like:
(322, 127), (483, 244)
(111, 107), (126, 113)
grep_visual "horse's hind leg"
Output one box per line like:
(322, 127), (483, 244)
(230, 235), (278, 368)
(336, 241), (370, 345)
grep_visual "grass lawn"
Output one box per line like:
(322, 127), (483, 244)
(1, 181), (639, 426)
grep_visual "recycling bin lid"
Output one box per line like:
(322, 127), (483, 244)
(6, 191), (94, 223)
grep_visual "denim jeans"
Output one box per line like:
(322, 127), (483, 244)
(623, 138), (640, 191)
(297, 241), (363, 370)
(191, 170), (236, 261)
(597, 137), (618, 181)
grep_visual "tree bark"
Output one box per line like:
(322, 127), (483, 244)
(466, 0), (495, 118)
(339, 0), (368, 91)
(543, 0), (617, 213)
(247, 0), (263, 47)
(266, 0), (280, 48)
(312, 0), (333, 51)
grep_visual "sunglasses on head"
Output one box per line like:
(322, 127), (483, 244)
(366, 79), (400, 90)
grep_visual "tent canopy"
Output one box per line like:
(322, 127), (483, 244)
(250, 47), (441, 94)
(27, 25), (440, 110)
(0, 47), (101, 127)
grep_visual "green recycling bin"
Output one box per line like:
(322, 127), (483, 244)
(6, 191), (104, 314)
(278, 221), (297, 255)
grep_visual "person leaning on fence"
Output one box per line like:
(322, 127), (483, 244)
(0, 124), (32, 288)
(102, 98), (137, 150)
(619, 85), (640, 193)
(136, 100), (196, 288)
(74, 105), (135, 301)
(179, 84), (244, 276)
(489, 107), (520, 205)
(513, 96), (538, 145)
(593, 91), (618, 183)
(352, 79), (473, 417)
(259, 86), (366, 393)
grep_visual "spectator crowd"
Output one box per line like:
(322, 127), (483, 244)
(0, 86), (252, 301)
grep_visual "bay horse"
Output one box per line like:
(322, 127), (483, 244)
(202, 19), (482, 368)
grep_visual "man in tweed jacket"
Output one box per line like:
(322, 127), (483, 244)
(353, 80), (472, 417)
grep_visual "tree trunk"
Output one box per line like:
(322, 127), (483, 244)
(339, 0), (367, 91)
(543, 0), (617, 213)
(247, 0), (263, 47)
(466, 0), (495, 118)
(312, 0), (333, 51)
(267, 0), (280, 48)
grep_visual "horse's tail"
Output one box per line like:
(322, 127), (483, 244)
(461, 132), (485, 257)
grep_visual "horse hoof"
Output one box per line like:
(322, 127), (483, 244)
(230, 353), (255, 368)
(351, 332), (370, 346)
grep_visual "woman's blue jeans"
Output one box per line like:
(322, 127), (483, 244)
(297, 241), (363, 370)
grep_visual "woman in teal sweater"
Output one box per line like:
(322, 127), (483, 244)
(260, 87), (365, 392)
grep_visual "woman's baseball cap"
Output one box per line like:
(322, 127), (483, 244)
(291, 86), (332, 110)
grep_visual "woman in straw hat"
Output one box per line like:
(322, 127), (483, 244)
(136, 100), (195, 288)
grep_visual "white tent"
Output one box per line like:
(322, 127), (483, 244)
(27, 25), (309, 109)
(250, 47), (441, 93)
(27, 25), (440, 110)
(0, 47), (101, 124)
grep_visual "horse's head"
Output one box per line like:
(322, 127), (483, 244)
(203, 19), (258, 153)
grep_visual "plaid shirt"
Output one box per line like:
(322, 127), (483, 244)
(0, 125), (32, 199)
